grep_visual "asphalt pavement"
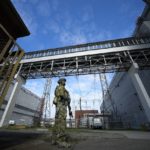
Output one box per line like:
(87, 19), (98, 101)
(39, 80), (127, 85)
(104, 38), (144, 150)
(0, 129), (150, 150)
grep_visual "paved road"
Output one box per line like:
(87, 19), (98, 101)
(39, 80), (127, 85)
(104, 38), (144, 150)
(0, 129), (150, 150)
(73, 130), (150, 150)
(0, 130), (42, 149)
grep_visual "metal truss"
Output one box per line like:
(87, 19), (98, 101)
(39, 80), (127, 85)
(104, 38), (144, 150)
(20, 48), (150, 79)
(99, 73), (116, 115)
(33, 78), (52, 126)
(42, 78), (51, 121)
(0, 24), (24, 107)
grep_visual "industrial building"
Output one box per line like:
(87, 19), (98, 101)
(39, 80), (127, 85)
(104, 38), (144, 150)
(101, 70), (150, 129)
(0, 0), (150, 129)
(0, 0), (42, 127)
(0, 0), (30, 108)
(75, 110), (98, 128)
(75, 110), (111, 128)
(100, 1), (150, 129)
(0, 82), (42, 126)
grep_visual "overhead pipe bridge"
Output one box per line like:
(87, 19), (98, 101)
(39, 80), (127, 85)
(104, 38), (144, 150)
(20, 36), (150, 79)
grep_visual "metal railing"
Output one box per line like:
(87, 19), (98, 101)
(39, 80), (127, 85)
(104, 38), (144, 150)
(23, 36), (150, 60)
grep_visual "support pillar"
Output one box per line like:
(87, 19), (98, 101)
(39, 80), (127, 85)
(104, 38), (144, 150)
(0, 75), (25, 127)
(128, 63), (150, 122)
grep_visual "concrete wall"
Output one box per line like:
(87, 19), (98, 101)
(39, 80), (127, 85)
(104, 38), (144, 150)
(134, 3), (150, 37)
(0, 83), (42, 126)
(101, 70), (150, 129)
(101, 2), (150, 129)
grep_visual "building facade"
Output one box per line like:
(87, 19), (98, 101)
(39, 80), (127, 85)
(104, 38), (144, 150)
(101, 70), (150, 129)
(101, 1), (150, 129)
(75, 110), (98, 128)
(0, 83), (42, 126)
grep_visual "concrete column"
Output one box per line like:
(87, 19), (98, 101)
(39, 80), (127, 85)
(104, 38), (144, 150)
(128, 63), (150, 122)
(0, 75), (25, 127)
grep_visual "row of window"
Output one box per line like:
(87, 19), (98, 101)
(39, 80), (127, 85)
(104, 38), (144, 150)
(24, 37), (150, 59)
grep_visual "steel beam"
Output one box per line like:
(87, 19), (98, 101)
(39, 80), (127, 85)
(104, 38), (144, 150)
(20, 48), (150, 79)
(128, 63), (150, 122)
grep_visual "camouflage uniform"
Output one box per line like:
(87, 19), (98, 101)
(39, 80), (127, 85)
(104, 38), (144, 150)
(52, 78), (72, 148)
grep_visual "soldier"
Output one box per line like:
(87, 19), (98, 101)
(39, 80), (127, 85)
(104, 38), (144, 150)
(52, 78), (73, 148)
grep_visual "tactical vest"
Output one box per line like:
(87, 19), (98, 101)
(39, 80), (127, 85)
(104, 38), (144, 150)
(54, 85), (70, 105)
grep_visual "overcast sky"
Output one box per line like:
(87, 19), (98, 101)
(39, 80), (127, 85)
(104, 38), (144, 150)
(11, 0), (145, 118)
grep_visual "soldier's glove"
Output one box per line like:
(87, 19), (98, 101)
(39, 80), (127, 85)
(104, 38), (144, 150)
(69, 111), (73, 118)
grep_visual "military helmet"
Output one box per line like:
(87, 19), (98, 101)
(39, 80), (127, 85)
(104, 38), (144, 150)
(58, 78), (66, 84)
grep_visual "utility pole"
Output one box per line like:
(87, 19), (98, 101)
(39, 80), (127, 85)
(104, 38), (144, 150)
(79, 97), (82, 110)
